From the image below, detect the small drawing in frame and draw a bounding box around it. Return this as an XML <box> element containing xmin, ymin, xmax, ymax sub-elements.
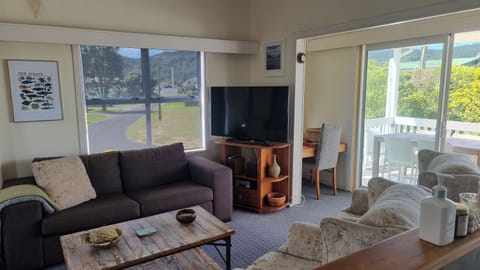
<box><xmin>264</xmin><ymin>40</ymin><xmax>284</xmax><ymax>76</ymax></box>
<box><xmin>7</xmin><ymin>60</ymin><xmax>63</xmax><ymax>122</ymax></box>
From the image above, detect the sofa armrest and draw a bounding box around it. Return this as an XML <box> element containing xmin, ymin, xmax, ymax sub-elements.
<box><xmin>341</xmin><ymin>188</ymin><xmax>368</xmax><ymax>216</ymax></box>
<box><xmin>2</xmin><ymin>201</ymin><xmax>45</xmax><ymax>270</ymax></box>
<box><xmin>188</xmin><ymin>156</ymin><xmax>232</xmax><ymax>221</ymax></box>
<box><xmin>277</xmin><ymin>222</ymin><xmax>323</xmax><ymax>262</ymax></box>
<box><xmin>320</xmin><ymin>217</ymin><xmax>403</xmax><ymax>263</ymax></box>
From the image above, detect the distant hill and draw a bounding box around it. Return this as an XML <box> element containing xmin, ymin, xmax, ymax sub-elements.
<box><xmin>122</xmin><ymin>51</ymin><xmax>199</xmax><ymax>84</ymax></box>
<box><xmin>369</xmin><ymin>43</ymin><xmax>480</xmax><ymax>65</ymax></box>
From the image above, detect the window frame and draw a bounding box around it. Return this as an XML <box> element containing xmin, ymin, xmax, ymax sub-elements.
<box><xmin>73</xmin><ymin>45</ymin><xmax>206</xmax><ymax>154</ymax></box>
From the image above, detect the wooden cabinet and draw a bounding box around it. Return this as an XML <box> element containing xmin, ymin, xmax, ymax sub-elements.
<box><xmin>215</xmin><ymin>140</ymin><xmax>291</xmax><ymax>213</ymax></box>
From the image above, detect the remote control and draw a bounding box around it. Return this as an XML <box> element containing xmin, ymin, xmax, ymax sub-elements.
<box><xmin>135</xmin><ymin>227</ymin><xmax>157</xmax><ymax>237</ymax></box>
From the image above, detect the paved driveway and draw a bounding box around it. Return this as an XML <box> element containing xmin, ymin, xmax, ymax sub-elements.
<box><xmin>87</xmin><ymin>107</ymin><xmax>148</xmax><ymax>153</ymax></box>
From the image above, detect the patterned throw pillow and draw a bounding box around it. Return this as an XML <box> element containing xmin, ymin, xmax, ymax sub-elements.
<box><xmin>32</xmin><ymin>156</ymin><xmax>96</xmax><ymax>210</ymax></box>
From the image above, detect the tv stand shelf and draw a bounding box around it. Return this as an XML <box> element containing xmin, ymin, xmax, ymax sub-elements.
<box><xmin>215</xmin><ymin>139</ymin><xmax>291</xmax><ymax>213</ymax></box>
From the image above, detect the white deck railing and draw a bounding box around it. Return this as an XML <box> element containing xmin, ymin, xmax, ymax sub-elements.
<box><xmin>365</xmin><ymin>117</ymin><xmax>480</xmax><ymax>137</ymax></box>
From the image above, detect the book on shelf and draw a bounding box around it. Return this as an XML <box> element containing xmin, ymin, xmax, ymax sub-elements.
<box><xmin>303</xmin><ymin>141</ymin><xmax>318</xmax><ymax>147</ymax></box>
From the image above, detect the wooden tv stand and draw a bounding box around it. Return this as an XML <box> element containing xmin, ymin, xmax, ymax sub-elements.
<box><xmin>215</xmin><ymin>140</ymin><xmax>291</xmax><ymax>213</ymax></box>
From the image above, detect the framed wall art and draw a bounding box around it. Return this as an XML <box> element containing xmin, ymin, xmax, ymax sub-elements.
<box><xmin>7</xmin><ymin>60</ymin><xmax>63</xmax><ymax>122</ymax></box>
<box><xmin>264</xmin><ymin>40</ymin><xmax>285</xmax><ymax>76</ymax></box>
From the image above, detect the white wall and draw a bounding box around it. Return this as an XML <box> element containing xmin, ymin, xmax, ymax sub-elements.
<box><xmin>0</xmin><ymin>0</ymin><xmax>251</xmax><ymax>40</ymax></box>
<box><xmin>303</xmin><ymin>47</ymin><xmax>358</xmax><ymax>190</ymax></box>
<box><xmin>0</xmin><ymin>41</ymin><xmax>80</xmax><ymax>178</ymax></box>
<box><xmin>0</xmin><ymin>0</ymin><xmax>253</xmax><ymax>179</ymax></box>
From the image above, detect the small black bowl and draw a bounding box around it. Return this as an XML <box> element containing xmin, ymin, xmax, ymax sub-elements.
<box><xmin>176</xmin><ymin>208</ymin><xmax>196</xmax><ymax>224</ymax></box>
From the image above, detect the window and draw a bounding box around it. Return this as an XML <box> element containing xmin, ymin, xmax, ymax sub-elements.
<box><xmin>80</xmin><ymin>46</ymin><xmax>204</xmax><ymax>153</ymax></box>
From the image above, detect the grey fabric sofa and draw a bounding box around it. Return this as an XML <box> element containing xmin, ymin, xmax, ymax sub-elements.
<box><xmin>243</xmin><ymin>178</ymin><xmax>431</xmax><ymax>269</ymax></box>
<box><xmin>1</xmin><ymin>143</ymin><xmax>232</xmax><ymax>270</ymax></box>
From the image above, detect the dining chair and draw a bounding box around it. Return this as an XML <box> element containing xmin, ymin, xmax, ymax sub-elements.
<box><xmin>303</xmin><ymin>123</ymin><xmax>342</xmax><ymax>200</ymax></box>
<box><xmin>416</xmin><ymin>139</ymin><xmax>435</xmax><ymax>151</ymax></box>
<box><xmin>382</xmin><ymin>136</ymin><xmax>417</xmax><ymax>183</ymax></box>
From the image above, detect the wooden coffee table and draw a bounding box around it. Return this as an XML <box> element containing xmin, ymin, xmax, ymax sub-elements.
<box><xmin>60</xmin><ymin>206</ymin><xmax>234</xmax><ymax>270</ymax></box>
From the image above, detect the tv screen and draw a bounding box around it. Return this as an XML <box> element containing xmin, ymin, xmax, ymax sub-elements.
<box><xmin>211</xmin><ymin>86</ymin><xmax>289</xmax><ymax>143</ymax></box>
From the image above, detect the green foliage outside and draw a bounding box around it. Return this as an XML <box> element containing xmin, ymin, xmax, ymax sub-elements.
<box><xmin>365</xmin><ymin>59</ymin><xmax>480</xmax><ymax>123</ymax></box>
<box><xmin>86</xmin><ymin>106</ymin><xmax>126</xmax><ymax>125</ymax></box>
<box><xmin>81</xmin><ymin>46</ymin><xmax>200</xmax><ymax>103</ymax></box>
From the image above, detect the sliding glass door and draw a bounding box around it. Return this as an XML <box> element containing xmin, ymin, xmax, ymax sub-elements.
<box><xmin>360</xmin><ymin>36</ymin><xmax>449</xmax><ymax>186</ymax></box>
<box><xmin>359</xmin><ymin>31</ymin><xmax>480</xmax><ymax>186</ymax></box>
<box><xmin>444</xmin><ymin>31</ymin><xmax>480</xmax><ymax>163</ymax></box>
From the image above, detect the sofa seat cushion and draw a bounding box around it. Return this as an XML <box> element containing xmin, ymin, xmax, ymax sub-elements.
<box><xmin>128</xmin><ymin>181</ymin><xmax>213</xmax><ymax>217</ymax></box>
<box><xmin>245</xmin><ymin>251</ymin><xmax>322</xmax><ymax>270</ymax></box>
<box><xmin>358</xmin><ymin>184</ymin><xmax>431</xmax><ymax>231</ymax></box>
<box><xmin>42</xmin><ymin>193</ymin><xmax>140</xmax><ymax>236</ymax></box>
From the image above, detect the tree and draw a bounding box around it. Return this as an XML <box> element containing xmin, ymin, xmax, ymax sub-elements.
<box><xmin>448</xmin><ymin>66</ymin><xmax>480</xmax><ymax>122</ymax></box>
<box><xmin>81</xmin><ymin>46</ymin><xmax>123</xmax><ymax>110</ymax></box>
<box><xmin>365</xmin><ymin>59</ymin><xmax>388</xmax><ymax>119</ymax></box>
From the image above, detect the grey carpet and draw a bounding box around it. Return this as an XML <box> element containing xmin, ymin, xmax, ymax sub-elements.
<box><xmin>47</xmin><ymin>181</ymin><xmax>352</xmax><ymax>270</ymax></box>
<box><xmin>202</xmin><ymin>181</ymin><xmax>352</xmax><ymax>269</ymax></box>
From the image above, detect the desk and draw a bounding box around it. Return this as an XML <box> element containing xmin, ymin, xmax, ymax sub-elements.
<box><xmin>303</xmin><ymin>143</ymin><xmax>347</xmax><ymax>158</ymax></box>
<box><xmin>372</xmin><ymin>133</ymin><xmax>480</xmax><ymax>177</ymax></box>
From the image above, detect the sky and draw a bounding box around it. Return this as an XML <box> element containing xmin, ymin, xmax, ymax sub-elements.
<box><xmin>117</xmin><ymin>48</ymin><xmax>166</xmax><ymax>58</ymax></box>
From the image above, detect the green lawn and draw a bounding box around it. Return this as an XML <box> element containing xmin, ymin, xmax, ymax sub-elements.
<box><xmin>86</xmin><ymin>106</ymin><xmax>127</xmax><ymax>125</ymax></box>
<box><xmin>127</xmin><ymin>102</ymin><xmax>202</xmax><ymax>149</ymax></box>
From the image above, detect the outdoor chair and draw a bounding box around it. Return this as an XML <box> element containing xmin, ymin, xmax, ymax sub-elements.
<box><xmin>382</xmin><ymin>136</ymin><xmax>417</xmax><ymax>183</ymax></box>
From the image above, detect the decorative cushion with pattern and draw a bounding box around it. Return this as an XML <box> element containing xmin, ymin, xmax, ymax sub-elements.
<box><xmin>32</xmin><ymin>156</ymin><xmax>97</xmax><ymax>210</ymax></box>
<box><xmin>359</xmin><ymin>184</ymin><xmax>431</xmax><ymax>231</ymax></box>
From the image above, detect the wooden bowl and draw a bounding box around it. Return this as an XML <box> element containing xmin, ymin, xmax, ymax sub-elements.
<box><xmin>267</xmin><ymin>192</ymin><xmax>286</xmax><ymax>206</ymax></box>
<box><xmin>176</xmin><ymin>208</ymin><xmax>196</xmax><ymax>224</ymax></box>
<box><xmin>84</xmin><ymin>227</ymin><xmax>122</xmax><ymax>248</ymax></box>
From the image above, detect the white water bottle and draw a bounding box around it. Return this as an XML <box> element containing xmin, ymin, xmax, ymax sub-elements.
<box><xmin>419</xmin><ymin>173</ymin><xmax>456</xmax><ymax>246</ymax></box>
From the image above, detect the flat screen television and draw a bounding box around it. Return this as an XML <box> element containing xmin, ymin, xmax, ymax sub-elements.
<box><xmin>211</xmin><ymin>86</ymin><xmax>289</xmax><ymax>144</ymax></box>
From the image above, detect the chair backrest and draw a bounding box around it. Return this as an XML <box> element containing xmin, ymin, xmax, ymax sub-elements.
<box><xmin>383</xmin><ymin>136</ymin><xmax>415</xmax><ymax>165</ymax></box>
<box><xmin>315</xmin><ymin>123</ymin><xmax>342</xmax><ymax>170</ymax></box>
<box><xmin>416</xmin><ymin>139</ymin><xmax>435</xmax><ymax>151</ymax></box>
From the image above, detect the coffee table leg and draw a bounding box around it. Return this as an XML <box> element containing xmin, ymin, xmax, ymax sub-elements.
<box><xmin>226</xmin><ymin>236</ymin><xmax>232</xmax><ymax>270</ymax></box>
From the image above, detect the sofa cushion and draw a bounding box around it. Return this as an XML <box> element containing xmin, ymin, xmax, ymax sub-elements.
<box><xmin>367</xmin><ymin>177</ymin><xmax>397</xmax><ymax>207</ymax></box>
<box><xmin>358</xmin><ymin>184</ymin><xmax>431</xmax><ymax>231</ymax></box>
<box><xmin>127</xmin><ymin>181</ymin><xmax>213</xmax><ymax>217</ymax></box>
<box><xmin>42</xmin><ymin>193</ymin><xmax>140</xmax><ymax>236</ymax></box>
<box><xmin>119</xmin><ymin>143</ymin><xmax>190</xmax><ymax>192</ymax></box>
<box><xmin>32</xmin><ymin>156</ymin><xmax>96</xmax><ymax>210</ymax></box>
<box><xmin>80</xmin><ymin>151</ymin><xmax>123</xmax><ymax>195</ymax></box>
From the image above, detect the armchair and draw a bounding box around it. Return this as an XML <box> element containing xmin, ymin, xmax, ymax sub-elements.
<box><xmin>418</xmin><ymin>149</ymin><xmax>480</xmax><ymax>202</ymax></box>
